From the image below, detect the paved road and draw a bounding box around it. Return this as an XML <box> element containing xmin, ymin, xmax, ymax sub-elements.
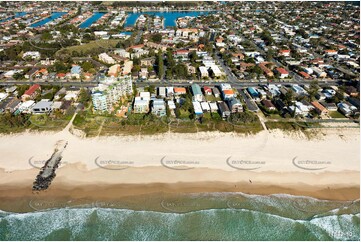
<box><xmin>214</xmin><ymin>52</ymin><xmax>238</xmax><ymax>83</ymax></box>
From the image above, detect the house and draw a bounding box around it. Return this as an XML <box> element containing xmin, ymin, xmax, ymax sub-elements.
<box><xmin>345</xmin><ymin>86</ymin><xmax>358</xmax><ymax>97</ymax></box>
<box><xmin>108</xmin><ymin>64</ymin><xmax>121</xmax><ymax>77</ymax></box>
<box><xmin>212</xmin><ymin>87</ymin><xmax>220</xmax><ymax>98</ymax></box>
<box><xmin>274</xmin><ymin>99</ymin><xmax>287</xmax><ymax>112</ymax></box>
<box><xmin>337</xmin><ymin>102</ymin><xmax>357</xmax><ymax>117</ymax></box>
<box><xmin>247</xmin><ymin>87</ymin><xmax>259</xmax><ymax>99</ymax></box>
<box><xmin>139</xmin><ymin>68</ymin><xmax>149</xmax><ymax>80</ymax></box>
<box><xmin>71</xmin><ymin>65</ymin><xmax>82</xmax><ymax>79</ymax></box>
<box><xmin>199</xmin><ymin>66</ymin><xmax>209</xmax><ymax>78</ymax></box>
<box><xmin>324</xmin><ymin>50</ymin><xmax>338</xmax><ymax>56</ymax></box>
<box><xmin>218</xmin><ymin>101</ymin><xmax>231</xmax><ymax>119</ymax></box>
<box><xmin>0</xmin><ymin>97</ymin><xmax>21</xmax><ymax>113</ymax></box>
<box><xmin>140</xmin><ymin>57</ymin><xmax>155</xmax><ymax>67</ymax></box>
<box><xmin>191</xmin><ymin>84</ymin><xmax>203</xmax><ymax>102</ymax></box>
<box><xmin>295</xmin><ymin>101</ymin><xmax>311</xmax><ymax>116</ymax></box>
<box><xmin>174</xmin><ymin>87</ymin><xmax>186</xmax><ymax>96</ymax></box>
<box><xmin>203</xmin><ymin>86</ymin><xmax>212</xmax><ymax>95</ymax></box>
<box><xmin>200</xmin><ymin>102</ymin><xmax>210</xmax><ymax>112</ymax></box>
<box><xmin>23</xmin><ymin>51</ymin><xmax>40</xmax><ymax>60</ymax></box>
<box><xmin>32</xmin><ymin>100</ymin><xmax>53</xmax><ymax>114</ymax></box>
<box><xmin>311</xmin><ymin>67</ymin><xmax>327</xmax><ymax>78</ymax></box>
<box><xmin>54</xmin><ymin>87</ymin><xmax>67</xmax><ymax>100</ymax></box>
<box><xmin>152</xmin><ymin>99</ymin><xmax>166</xmax><ymax>117</ymax></box>
<box><xmin>99</xmin><ymin>53</ymin><xmax>116</xmax><ymax>64</ymax></box>
<box><xmin>279</xmin><ymin>49</ymin><xmax>291</xmax><ymax>57</ymax></box>
<box><xmin>261</xmin><ymin>99</ymin><xmax>276</xmax><ymax>111</ymax></box>
<box><xmin>291</xmin><ymin>85</ymin><xmax>307</xmax><ymax>96</ymax></box>
<box><xmin>227</xmin><ymin>98</ymin><xmax>243</xmax><ymax>113</ymax></box>
<box><xmin>259</xmin><ymin>62</ymin><xmax>274</xmax><ymax>77</ymax></box>
<box><xmin>5</xmin><ymin>86</ymin><xmax>17</xmax><ymax>93</ymax></box>
<box><xmin>209</xmin><ymin>102</ymin><xmax>218</xmax><ymax>112</ymax></box>
<box><xmin>210</xmin><ymin>65</ymin><xmax>222</xmax><ymax>77</ymax></box>
<box><xmin>192</xmin><ymin>101</ymin><xmax>203</xmax><ymax>115</ymax></box>
<box><xmin>17</xmin><ymin>100</ymin><xmax>35</xmax><ymax>114</ymax></box>
<box><xmin>122</xmin><ymin>61</ymin><xmax>133</xmax><ymax>75</ymax></box>
<box><xmin>222</xmin><ymin>89</ymin><xmax>235</xmax><ymax>100</ymax></box>
<box><xmin>0</xmin><ymin>93</ymin><xmax>8</xmax><ymax>102</ymax></box>
<box><xmin>276</xmin><ymin>68</ymin><xmax>289</xmax><ymax>78</ymax></box>
<box><xmin>21</xmin><ymin>84</ymin><xmax>41</xmax><ymax>101</ymax></box>
<box><xmin>114</xmin><ymin>48</ymin><xmax>130</xmax><ymax>58</ymax></box>
<box><xmin>158</xmin><ymin>87</ymin><xmax>166</xmax><ymax>98</ymax></box>
<box><xmin>134</xmin><ymin>92</ymin><xmax>150</xmax><ymax>114</ymax></box>
<box><xmin>166</xmin><ymin>87</ymin><xmax>174</xmax><ymax>97</ymax></box>
<box><xmin>311</xmin><ymin>101</ymin><xmax>328</xmax><ymax>115</ymax></box>
<box><xmin>299</xmin><ymin>71</ymin><xmax>311</xmax><ymax>79</ymax></box>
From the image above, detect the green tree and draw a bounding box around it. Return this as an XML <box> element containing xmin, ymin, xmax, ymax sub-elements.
<box><xmin>156</xmin><ymin>51</ymin><xmax>164</xmax><ymax>79</ymax></box>
<box><xmin>151</xmin><ymin>33</ymin><xmax>162</xmax><ymax>44</ymax></box>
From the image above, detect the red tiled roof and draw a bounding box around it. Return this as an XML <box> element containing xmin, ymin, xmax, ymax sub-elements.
<box><xmin>299</xmin><ymin>71</ymin><xmax>311</xmax><ymax>79</ymax></box>
<box><xmin>276</xmin><ymin>68</ymin><xmax>289</xmax><ymax>75</ymax></box>
<box><xmin>24</xmin><ymin>84</ymin><xmax>40</xmax><ymax>96</ymax></box>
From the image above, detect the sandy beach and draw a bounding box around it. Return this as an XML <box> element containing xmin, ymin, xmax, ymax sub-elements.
<box><xmin>0</xmin><ymin>127</ymin><xmax>359</xmax><ymax>210</ymax></box>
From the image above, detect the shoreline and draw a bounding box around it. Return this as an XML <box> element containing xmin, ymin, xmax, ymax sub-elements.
<box><xmin>0</xmin><ymin>181</ymin><xmax>359</xmax><ymax>213</ymax></box>
<box><xmin>0</xmin><ymin>128</ymin><xmax>359</xmax><ymax>212</ymax></box>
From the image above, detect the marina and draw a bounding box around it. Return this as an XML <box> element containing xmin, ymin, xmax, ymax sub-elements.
<box><xmin>79</xmin><ymin>12</ymin><xmax>106</xmax><ymax>29</ymax></box>
<box><xmin>30</xmin><ymin>12</ymin><xmax>67</xmax><ymax>28</ymax></box>
<box><xmin>124</xmin><ymin>11</ymin><xmax>212</xmax><ymax>27</ymax></box>
<box><xmin>0</xmin><ymin>12</ymin><xmax>26</xmax><ymax>23</ymax></box>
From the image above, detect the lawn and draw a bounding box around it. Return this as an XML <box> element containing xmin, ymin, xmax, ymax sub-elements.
<box><xmin>57</xmin><ymin>39</ymin><xmax>119</xmax><ymax>56</ymax></box>
<box><xmin>205</xmin><ymin>95</ymin><xmax>221</xmax><ymax>102</ymax></box>
<box><xmin>329</xmin><ymin>111</ymin><xmax>345</xmax><ymax>119</ymax></box>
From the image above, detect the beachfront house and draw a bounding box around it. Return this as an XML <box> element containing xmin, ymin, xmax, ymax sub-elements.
<box><xmin>133</xmin><ymin>92</ymin><xmax>150</xmax><ymax>114</ymax></box>
<box><xmin>32</xmin><ymin>100</ymin><xmax>53</xmax><ymax>114</ymax></box>
<box><xmin>152</xmin><ymin>99</ymin><xmax>166</xmax><ymax>117</ymax></box>
<box><xmin>218</xmin><ymin>101</ymin><xmax>231</xmax><ymax>119</ymax></box>
<box><xmin>227</xmin><ymin>98</ymin><xmax>243</xmax><ymax>113</ymax></box>
<box><xmin>192</xmin><ymin>101</ymin><xmax>203</xmax><ymax>116</ymax></box>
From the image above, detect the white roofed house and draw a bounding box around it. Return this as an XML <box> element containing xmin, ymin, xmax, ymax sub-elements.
<box><xmin>122</xmin><ymin>61</ymin><xmax>133</xmax><ymax>76</ymax></box>
<box><xmin>152</xmin><ymin>99</ymin><xmax>166</xmax><ymax>117</ymax></box>
<box><xmin>311</xmin><ymin>67</ymin><xmax>327</xmax><ymax>78</ymax></box>
<box><xmin>192</xmin><ymin>101</ymin><xmax>203</xmax><ymax>115</ymax></box>
<box><xmin>133</xmin><ymin>92</ymin><xmax>150</xmax><ymax>114</ymax></box>
<box><xmin>199</xmin><ymin>66</ymin><xmax>209</xmax><ymax>78</ymax></box>
<box><xmin>200</xmin><ymin>102</ymin><xmax>210</xmax><ymax>112</ymax></box>
<box><xmin>337</xmin><ymin>102</ymin><xmax>358</xmax><ymax>117</ymax></box>
<box><xmin>32</xmin><ymin>100</ymin><xmax>53</xmax><ymax>114</ymax></box>
<box><xmin>158</xmin><ymin>87</ymin><xmax>166</xmax><ymax>98</ymax></box>
<box><xmin>209</xmin><ymin>102</ymin><xmax>218</xmax><ymax>112</ymax></box>
<box><xmin>23</xmin><ymin>51</ymin><xmax>41</xmax><ymax>60</ymax></box>
<box><xmin>166</xmin><ymin>87</ymin><xmax>174</xmax><ymax>97</ymax></box>
<box><xmin>99</xmin><ymin>53</ymin><xmax>116</xmax><ymax>65</ymax></box>
<box><xmin>17</xmin><ymin>100</ymin><xmax>35</xmax><ymax>114</ymax></box>
<box><xmin>210</xmin><ymin>65</ymin><xmax>222</xmax><ymax>78</ymax></box>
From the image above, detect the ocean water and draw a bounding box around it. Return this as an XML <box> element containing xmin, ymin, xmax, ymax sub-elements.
<box><xmin>0</xmin><ymin>193</ymin><xmax>359</xmax><ymax>240</ymax></box>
